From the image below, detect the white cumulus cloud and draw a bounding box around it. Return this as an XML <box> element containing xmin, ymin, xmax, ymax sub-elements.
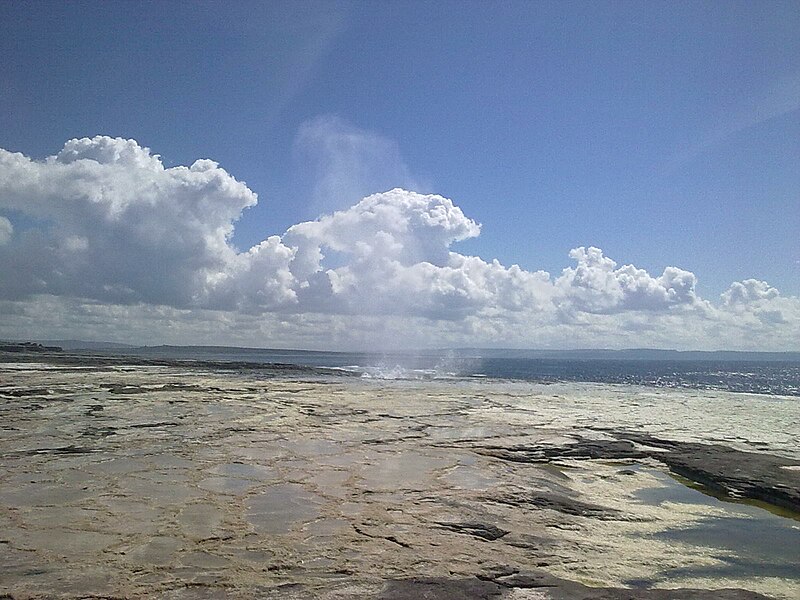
<box><xmin>0</xmin><ymin>136</ymin><xmax>796</xmax><ymax>350</ymax></box>
<box><xmin>721</xmin><ymin>279</ymin><xmax>780</xmax><ymax>306</ymax></box>
<box><xmin>719</xmin><ymin>279</ymin><xmax>793</xmax><ymax>325</ymax></box>
<box><xmin>555</xmin><ymin>247</ymin><xmax>701</xmax><ymax>314</ymax></box>
<box><xmin>0</xmin><ymin>136</ymin><xmax>258</xmax><ymax>305</ymax></box>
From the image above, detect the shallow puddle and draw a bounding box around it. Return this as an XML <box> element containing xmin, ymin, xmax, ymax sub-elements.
<box><xmin>441</xmin><ymin>465</ymin><xmax>501</xmax><ymax>490</ymax></box>
<box><xmin>209</xmin><ymin>462</ymin><xmax>276</xmax><ymax>480</ymax></box>
<box><xmin>632</xmin><ymin>466</ymin><xmax>800</xmax><ymax>585</ymax></box>
<box><xmin>358</xmin><ymin>451</ymin><xmax>453</xmax><ymax>491</ymax></box>
<box><xmin>197</xmin><ymin>476</ymin><xmax>258</xmax><ymax>495</ymax></box>
<box><xmin>245</xmin><ymin>483</ymin><xmax>322</xmax><ymax>534</ymax></box>
<box><xmin>177</xmin><ymin>503</ymin><xmax>226</xmax><ymax>540</ymax></box>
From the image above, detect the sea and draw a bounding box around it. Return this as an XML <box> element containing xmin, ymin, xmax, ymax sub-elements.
<box><xmin>98</xmin><ymin>345</ymin><xmax>800</xmax><ymax>397</ymax></box>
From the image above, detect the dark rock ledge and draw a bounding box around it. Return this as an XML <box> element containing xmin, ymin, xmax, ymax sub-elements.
<box><xmin>476</xmin><ymin>430</ymin><xmax>800</xmax><ymax>514</ymax></box>
<box><xmin>0</xmin><ymin>575</ymin><xmax>774</xmax><ymax>600</ymax></box>
<box><xmin>380</xmin><ymin>569</ymin><xmax>772</xmax><ymax>599</ymax></box>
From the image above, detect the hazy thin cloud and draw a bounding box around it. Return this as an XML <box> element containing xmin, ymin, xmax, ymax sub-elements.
<box><xmin>0</xmin><ymin>216</ymin><xmax>12</xmax><ymax>245</ymax></box>
<box><xmin>292</xmin><ymin>115</ymin><xmax>421</xmax><ymax>217</ymax></box>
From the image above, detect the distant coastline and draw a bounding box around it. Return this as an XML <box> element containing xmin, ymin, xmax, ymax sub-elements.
<box><xmin>0</xmin><ymin>341</ymin><xmax>62</xmax><ymax>353</ymax></box>
<box><xmin>13</xmin><ymin>339</ymin><xmax>800</xmax><ymax>363</ymax></box>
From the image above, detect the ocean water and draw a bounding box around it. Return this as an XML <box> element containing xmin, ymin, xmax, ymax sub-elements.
<box><xmin>108</xmin><ymin>346</ymin><xmax>800</xmax><ymax>396</ymax></box>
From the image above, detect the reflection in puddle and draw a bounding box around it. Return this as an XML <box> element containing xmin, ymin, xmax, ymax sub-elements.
<box><xmin>632</xmin><ymin>466</ymin><xmax>800</xmax><ymax>585</ymax></box>
<box><xmin>177</xmin><ymin>503</ymin><xmax>226</xmax><ymax>540</ymax></box>
<box><xmin>209</xmin><ymin>462</ymin><xmax>276</xmax><ymax>480</ymax></box>
<box><xmin>281</xmin><ymin>439</ymin><xmax>345</xmax><ymax>457</ymax></box>
<box><xmin>302</xmin><ymin>518</ymin><xmax>350</xmax><ymax>537</ymax></box>
<box><xmin>688</xmin><ymin>557</ymin><xmax>799</xmax><ymax>580</ymax></box>
<box><xmin>441</xmin><ymin>465</ymin><xmax>500</xmax><ymax>490</ymax></box>
<box><xmin>359</xmin><ymin>452</ymin><xmax>452</xmax><ymax>491</ymax></box>
<box><xmin>245</xmin><ymin>484</ymin><xmax>321</xmax><ymax>534</ymax></box>
<box><xmin>197</xmin><ymin>476</ymin><xmax>258</xmax><ymax>495</ymax></box>
<box><xmin>124</xmin><ymin>536</ymin><xmax>183</xmax><ymax>566</ymax></box>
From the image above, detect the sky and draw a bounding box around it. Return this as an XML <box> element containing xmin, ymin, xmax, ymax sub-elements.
<box><xmin>0</xmin><ymin>0</ymin><xmax>798</xmax><ymax>351</ymax></box>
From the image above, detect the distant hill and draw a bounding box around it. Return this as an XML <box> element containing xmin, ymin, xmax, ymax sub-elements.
<box><xmin>451</xmin><ymin>348</ymin><xmax>800</xmax><ymax>362</ymax></box>
<box><xmin>134</xmin><ymin>344</ymin><xmax>336</xmax><ymax>355</ymax></box>
<box><xmin>19</xmin><ymin>340</ymin><xmax>800</xmax><ymax>362</ymax></box>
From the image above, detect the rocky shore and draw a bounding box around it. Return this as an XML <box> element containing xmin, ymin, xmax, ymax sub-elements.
<box><xmin>475</xmin><ymin>431</ymin><xmax>800</xmax><ymax>514</ymax></box>
<box><xmin>1</xmin><ymin>353</ymin><xmax>797</xmax><ymax>599</ymax></box>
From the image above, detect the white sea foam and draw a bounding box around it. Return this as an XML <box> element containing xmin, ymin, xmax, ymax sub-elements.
<box><xmin>359</xmin><ymin>365</ymin><xmax>458</xmax><ymax>380</ymax></box>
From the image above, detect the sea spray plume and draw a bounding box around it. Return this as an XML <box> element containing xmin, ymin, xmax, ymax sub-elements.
<box><xmin>356</xmin><ymin>349</ymin><xmax>476</xmax><ymax>380</ymax></box>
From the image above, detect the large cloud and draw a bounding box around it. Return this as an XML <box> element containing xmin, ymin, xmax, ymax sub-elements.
<box><xmin>0</xmin><ymin>138</ymin><xmax>556</xmax><ymax>319</ymax></box>
<box><xmin>0</xmin><ymin>136</ymin><xmax>796</xmax><ymax>350</ymax></box>
<box><xmin>0</xmin><ymin>137</ymin><xmax>259</xmax><ymax>306</ymax></box>
<box><xmin>719</xmin><ymin>279</ymin><xmax>792</xmax><ymax>325</ymax></box>
<box><xmin>555</xmin><ymin>247</ymin><xmax>702</xmax><ymax>314</ymax></box>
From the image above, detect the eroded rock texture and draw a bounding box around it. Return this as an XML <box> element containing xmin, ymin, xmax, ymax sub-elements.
<box><xmin>0</xmin><ymin>355</ymin><xmax>797</xmax><ymax>599</ymax></box>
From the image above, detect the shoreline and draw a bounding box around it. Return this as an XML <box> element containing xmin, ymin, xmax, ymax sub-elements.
<box><xmin>1</xmin><ymin>354</ymin><xmax>798</xmax><ymax>599</ymax></box>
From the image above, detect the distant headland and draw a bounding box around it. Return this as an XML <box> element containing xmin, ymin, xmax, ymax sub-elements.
<box><xmin>0</xmin><ymin>341</ymin><xmax>62</xmax><ymax>353</ymax></box>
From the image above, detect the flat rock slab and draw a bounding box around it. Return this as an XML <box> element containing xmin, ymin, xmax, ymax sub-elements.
<box><xmin>1</xmin><ymin>356</ymin><xmax>798</xmax><ymax>599</ymax></box>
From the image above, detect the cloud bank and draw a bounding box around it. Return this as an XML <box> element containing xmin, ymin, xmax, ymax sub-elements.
<box><xmin>0</xmin><ymin>136</ymin><xmax>797</xmax><ymax>350</ymax></box>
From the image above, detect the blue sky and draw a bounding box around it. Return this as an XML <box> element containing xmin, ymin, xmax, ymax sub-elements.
<box><xmin>0</xmin><ymin>1</ymin><xmax>798</xmax><ymax>349</ymax></box>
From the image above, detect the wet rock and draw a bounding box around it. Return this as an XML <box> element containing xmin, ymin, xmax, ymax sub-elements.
<box><xmin>478</xmin><ymin>432</ymin><xmax>800</xmax><ymax>513</ymax></box>
<box><xmin>379</xmin><ymin>576</ymin><xmax>503</xmax><ymax>599</ymax></box>
<box><xmin>616</xmin><ymin>431</ymin><xmax>800</xmax><ymax>513</ymax></box>
<box><xmin>435</xmin><ymin>521</ymin><xmax>509</xmax><ymax>541</ymax></box>
<box><xmin>490</xmin><ymin>491</ymin><xmax>623</xmax><ymax>520</ymax></box>
<box><xmin>477</xmin><ymin>439</ymin><xmax>648</xmax><ymax>464</ymax></box>
<box><xmin>380</xmin><ymin>572</ymin><xmax>773</xmax><ymax>600</ymax></box>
